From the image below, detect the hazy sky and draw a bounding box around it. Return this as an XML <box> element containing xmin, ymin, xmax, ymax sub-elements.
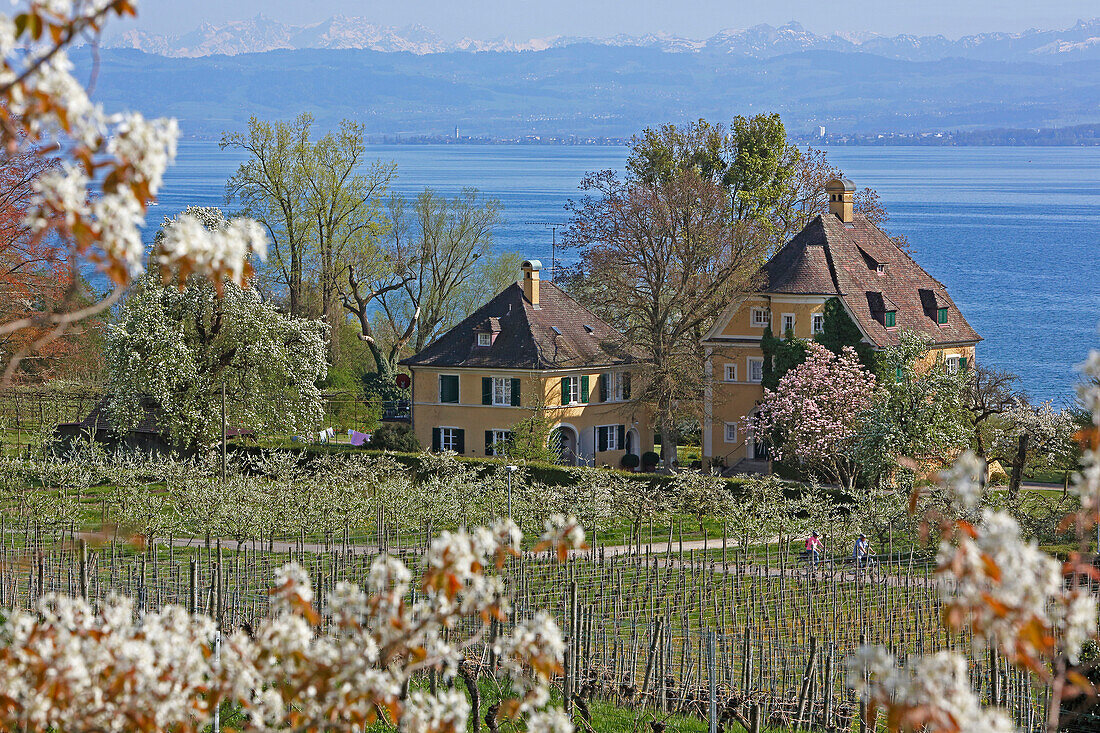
<box><xmin>124</xmin><ymin>0</ymin><xmax>1100</xmax><ymax>40</ymax></box>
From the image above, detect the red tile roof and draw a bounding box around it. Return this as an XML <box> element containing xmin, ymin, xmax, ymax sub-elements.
<box><xmin>762</xmin><ymin>213</ymin><xmax>981</xmax><ymax>348</ymax></box>
<box><xmin>400</xmin><ymin>281</ymin><xmax>634</xmax><ymax>370</ymax></box>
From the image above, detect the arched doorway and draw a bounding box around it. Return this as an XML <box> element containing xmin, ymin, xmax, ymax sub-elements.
<box><xmin>550</xmin><ymin>425</ymin><xmax>579</xmax><ymax>466</ymax></box>
<box><xmin>625</xmin><ymin>427</ymin><xmax>640</xmax><ymax>458</ymax></box>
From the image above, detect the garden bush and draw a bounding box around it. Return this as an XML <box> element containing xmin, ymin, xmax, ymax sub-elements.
<box><xmin>368</xmin><ymin>422</ymin><xmax>420</xmax><ymax>452</ymax></box>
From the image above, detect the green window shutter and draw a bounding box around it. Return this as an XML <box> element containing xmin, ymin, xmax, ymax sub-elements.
<box><xmin>597</xmin><ymin>427</ymin><xmax>607</xmax><ymax>452</ymax></box>
<box><xmin>432</xmin><ymin>428</ymin><xmax>441</xmax><ymax>452</ymax></box>
<box><xmin>485</xmin><ymin>430</ymin><xmax>493</xmax><ymax>455</ymax></box>
<box><xmin>455</xmin><ymin>429</ymin><xmax>465</xmax><ymax>455</ymax></box>
<box><xmin>937</xmin><ymin>307</ymin><xmax>948</xmax><ymax>324</ymax></box>
<box><xmin>598</xmin><ymin>374</ymin><xmax>608</xmax><ymax>402</ymax></box>
<box><xmin>561</xmin><ymin>377</ymin><xmax>569</xmax><ymax>405</ymax></box>
<box><xmin>884</xmin><ymin>311</ymin><xmax>896</xmax><ymax>328</ymax></box>
<box><xmin>618</xmin><ymin>425</ymin><xmax>626</xmax><ymax>449</ymax></box>
<box><xmin>959</xmin><ymin>356</ymin><xmax>968</xmax><ymax>371</ymax></box>
<box><xmin>511</xmin><ymin>377</ymin><xmax>521</xmax><ymax>406</ymax></box>
<box><xmin>580</xmin><ymin>375</ymin><xmax>590</xmax><ymax>403</ymax></box>
<box><xmin>482</xmin><ymin>377</ymin><xmax>492</xmax><ymax>405</ymax></box>
<box><xmin>440</xmin><ymin>375</ymin><xmax>459</xmax><ymax>403</ymax></box>
<box><xmin>622</xmin><ymin>372</ymin><xmax>631</xmax><ymax>400</ymax></box>
<box><xmin>895</xmin><ymin>367</ymin><xmax>904</xmax><ymax>382</ymax></box>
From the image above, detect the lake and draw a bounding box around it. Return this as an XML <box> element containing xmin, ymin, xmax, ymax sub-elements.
<box><xmin>149</xmin><ymin>142</ymin><xmax>1100</xmax><ymax>404</ymax></box>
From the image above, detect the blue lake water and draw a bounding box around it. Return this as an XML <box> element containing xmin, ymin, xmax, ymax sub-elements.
<box><xmin>148</xmin><ymin>142</ymin><xmax>1100</xmax><ymax>404</ymax></box>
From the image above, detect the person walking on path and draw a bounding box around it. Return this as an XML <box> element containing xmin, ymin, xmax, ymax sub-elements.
<box><xmin>805</xmin><ymin>531</ymin><xmax>824</xmax><ymax>568</ymax></box>
<box><xmin>853</xmin><ymin>534</ymin><xmax>872</xmax><ymax>571</ymax></box>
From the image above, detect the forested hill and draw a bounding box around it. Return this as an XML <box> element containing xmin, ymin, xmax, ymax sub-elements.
<box><xmin>76</xmin><ymin>45</ymin><xmax>1100</xmax><ymax>139</ymax></box>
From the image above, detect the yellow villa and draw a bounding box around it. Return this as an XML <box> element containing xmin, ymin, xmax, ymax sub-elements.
<box><xmin>702</xmin><ymin>179</ymin><xmax>982</xmax><ymax>473</ymax></box>
<box><xmin>401</xmin><ymin>260</ymin><xmax>653</xmax><ymax>466</ymax></box>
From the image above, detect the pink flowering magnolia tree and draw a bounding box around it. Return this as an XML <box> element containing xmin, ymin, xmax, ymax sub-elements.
<box><xmin>748</xmin><ymin>341</ymin><xmax>877</xmax><ymax>490</ymax></box>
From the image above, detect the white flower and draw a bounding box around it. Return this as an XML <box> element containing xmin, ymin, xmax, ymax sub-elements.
<box><xmin>527</xmin><ymin>708</ymin><xmax>574</xmax><ymax>733</ymax></box>
<box><xmin>939</xmin><ymin>450</ymin><xmax>986</xmax><ymax>511</ymax></box>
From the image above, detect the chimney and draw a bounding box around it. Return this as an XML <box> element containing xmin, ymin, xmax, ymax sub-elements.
<box><xmin>826</xmin><ymin>178</ymin><xmax>855</xmax><ymax>224</ymax></box>
<box><xmin>522</xmin><ymin>259</ymin><xmax>542</xmax><ymax>307</ymax></box>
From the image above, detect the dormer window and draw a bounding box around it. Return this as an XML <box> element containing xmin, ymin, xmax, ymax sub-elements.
<box><xmin>583</xmin><ymin>324</ymin><xmax>595</xmax><ymax>334</ymax></box>
<box><xmin>477</xmin><ymin>333</ymin><xmax>492</xmax><ymax>347</ymax></box>
<box><xmin>877</xmin><ymin>264</ymin><xmax>887</xmax><ymax>274</ymax></box>
<box><xmin>883</xmin><ymin>310</ymin><xmax>896</xmax><ymax>328</ymax></box>
<box><xmin>937</xmin><ymin>308</ymin><xmax>949</xmax><ymax>325</ymax></box>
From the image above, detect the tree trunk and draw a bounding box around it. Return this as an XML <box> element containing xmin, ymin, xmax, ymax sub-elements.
<box><xmin>659</xmin><ymin>414</ymin><xmax>678</xmax><ymax>469</ymax></box>
<box><xmin>1008</xmin><ymin>432</ymin><xmax>1029</xmax><ymax>501</ymax></box>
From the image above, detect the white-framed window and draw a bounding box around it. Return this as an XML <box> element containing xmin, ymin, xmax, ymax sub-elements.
<box><xmin>781</xmin><ymin>313</ymin><xmax>796</xmax><ymax>335</ymax></box>
<box><xmin>562</xmin><ymin>376</ymin><xmax>580</xmax><ymax>404</ymax></box>
<box><xmin>724</xmin><ymin>363</ymin><xmax>738</xmax><ymax>382</ymax></box>
<box><xmin>724</xmin><ymin>422</ymin><xmax>738</xmax><ymax>443</ymax></box>
<box><xmin>439</xmin><ymin>427</ymin><xmax>461</xmax><ymax>452</ymax></box>
<box><xmin>812</xmin><ymin>313</ymin><xmax>825</xmax><ymax>335</ymax></box>
<box><xmin>751</xmin><ymin>307</ymin><xmax>771</xmax><ymax>328</ymax></box>
<box><xmin>596</xmin><ymin>425</ymin><xmax>621</xmax><ymax>452</ymax></box>
<box><xmin>748</xmin><ymin>357</ymin><xmax>764</xmax><ymax>384</ymax></box>
<box><xmin>477</xmin><ymin>333</ymin><xmax>492</xmax><ymax>347</ymax></box>
<box><xmin>602</xmin><ymin>371</ymin><xmax>630</xmax><ymax>402</ymax></box>
<box><xmin>945</xmin><ymin>355</ymin><xmax>960</xmax><ymax>375</ymax></box>
<box><xmin>492</xmin><ymin>377</ymin><xmax>512</xmax><ymax>406</ymax></box>
<box><xmin>488</xmin><ymin>429</ymin><xmax>512</xmax><ymax>455</ymax></box>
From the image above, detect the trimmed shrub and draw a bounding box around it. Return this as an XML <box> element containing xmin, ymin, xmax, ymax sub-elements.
<box><xmin>368</xmin><ymin>423</ymin><xmax>420</xmax><ymax>452</ymax></box>
<box><xmin>641</xmin><ymin>451</ymin><xmax>660</xmax><ymax>469</ymax></box>
<box><xmin>620</xmin><ymin>453</ymin><xmax>640</xmax><ymax>470</ymax></box>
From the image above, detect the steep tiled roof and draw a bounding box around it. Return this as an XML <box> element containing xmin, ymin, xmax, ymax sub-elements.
<box><xmin>400</xmin><ymin>281</ymin><xmax>633</xmax><ymax>369</ymax></box>
<box><xmin>762</xmin><ymin>213</ymin><xmax>981</xmax><ymax>348</ymax></box>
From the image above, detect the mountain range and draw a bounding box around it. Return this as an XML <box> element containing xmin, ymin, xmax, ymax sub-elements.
<box><xmin>104</xmin><ymin>16</ymin><xmax>1100</xmax><ymax>63</ymax></box>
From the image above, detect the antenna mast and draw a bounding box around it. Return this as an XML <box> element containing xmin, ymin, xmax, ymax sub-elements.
<box><xmin>524</xmin><ymin>221</ymin><xmax>564</xmax><ymax>280</ymax></box>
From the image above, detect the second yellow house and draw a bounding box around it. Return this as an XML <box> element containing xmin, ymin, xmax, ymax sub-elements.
<box><xmin>401</xmin><ymin>260</ymin><xmax>653</xmax><ymax>467</ymax></box>
<box><xmin>702</xmin><ymin>179</ymin><xmax>982</xmax><ymax>473</ymax></box>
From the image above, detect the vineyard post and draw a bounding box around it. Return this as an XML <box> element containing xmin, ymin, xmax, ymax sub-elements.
<box><xmin>78</xmin><ymin>538</ymin><xmax>87</xmax><ymax>601</ymax></box>
<box><xmin>707</xmin><ymin>630</ymin><xmax>717</xmax><ymax>733</ymax></box>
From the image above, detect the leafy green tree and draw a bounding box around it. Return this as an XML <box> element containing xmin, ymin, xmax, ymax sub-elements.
<box><xmin>814</xmin><ymin>297</ymin><xmax>874</xmax><ymax>368</ymax></box>
<box><xmin>222</xmin><ymin>115</ymin><xmax>314</xmax><ymax>317</ymax></box>
<box><xmin>107</xmin><ymin>209</ymin><xmax>327</xmax><ymax>451</ymax></box>
<box><xmin>760</xmin><ymin>325</ymin><xmax>809</xmax><ymax>391</ymax></box>
<box><xmin>858</xmin><ymin>332</ymin><xmax>970</xmax><ymax>488</ymax></box>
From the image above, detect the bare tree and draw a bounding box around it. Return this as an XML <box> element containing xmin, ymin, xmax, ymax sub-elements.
<box><xmin>339</xmin><ymin>188</ymin><xmax>512</xmax><ymax>382</ymax></box>
<box><xmin>564</xmin><ymin>168</ymin><xmax>768</xmax><ymax>465</ymax></box>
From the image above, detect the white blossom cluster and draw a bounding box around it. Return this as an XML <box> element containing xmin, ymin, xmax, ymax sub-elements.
<box><xmin>0</xmin><ymin>594</ymin><xmax>219</xmax><ymax>732</ymax></box>
<box><xmin>0</xmin><ymin>518</ymin><xmax>585</xmax><ymax>732</ymax></box>
<box><xmin>1072</xmin><ymin>345</ymin><xmax>1100</xmax><ymax>508</ymax></box>
<box><xmin>846</xmin><ymin>647</ymin><xmax>1017</xmax><ymax>733</ymax></box>
<box><xmin>937</xmin><ymin>450</ymin><xmax>987</xmax><ymax>512</ymax></box>
<box><xmin>1</xmin><ymin>1</ymin><xmax>266</xmax><ymax>283</ymax></box>
<box><xmin>157</xmin><ymin>213</ymin><xmax>268</xmax><ymax>283</ymax></box>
